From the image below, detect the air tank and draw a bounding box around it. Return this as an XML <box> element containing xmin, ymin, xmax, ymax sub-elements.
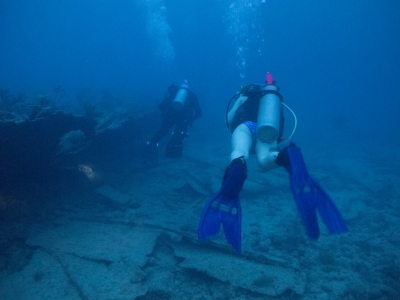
<box><xmin>256</xmin><ymin>85</ymin><xmax>282</xmax><ymax>143</ymax></box>
<box><xmin>172</xmin><ymin>83</ymin><xmax>189</xmax><ymax>111</ymax></box>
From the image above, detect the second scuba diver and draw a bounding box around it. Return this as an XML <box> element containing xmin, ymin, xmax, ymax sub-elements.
<box><xmin>198</xmin><ymin>72</ymin><xmax>348</xmax><ymax>252</ymax></box>
<box><xmin>141</xmin><ymin>81</ymin><xmax>202</xmax><ymax>168</ymax></box>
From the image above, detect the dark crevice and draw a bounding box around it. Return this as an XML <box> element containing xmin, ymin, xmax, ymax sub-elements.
<box><xmin>68</xmin><ymin>253</ymin><xmax>113</xmax><ymax>267</ymax></box>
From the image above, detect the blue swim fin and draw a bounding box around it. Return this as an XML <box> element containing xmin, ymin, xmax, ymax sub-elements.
<box><xmin>276</xmin><ymin>143</ymin><xmax>348</xmax><ymax>239</ymax></box>
<box><xmin>198</xmin><ymin>158</ymin><xmax>247</xmax><ymax>252</ymax></box>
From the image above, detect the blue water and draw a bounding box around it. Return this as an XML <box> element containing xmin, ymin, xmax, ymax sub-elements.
<box><xmin>1</xmin><ymin>0</ymin><xmax>399</xmax><ymax>145</ymax></box>
<box><xmin>1</xmin><ymin>1</ymin><xmax>399</xmax><ymax>299</ymax></box>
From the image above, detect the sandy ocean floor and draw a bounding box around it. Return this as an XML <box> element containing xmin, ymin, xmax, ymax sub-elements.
<box><xmin>0</xmin><ymin>131</ymin><xmax>399</xmax><ymax>299</ymax></box>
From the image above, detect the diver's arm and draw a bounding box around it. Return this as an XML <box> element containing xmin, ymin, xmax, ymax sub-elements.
<box><xmin>227</xmin><ymin>95</ymin><xmax>248</xmax><ymax>128</ymax></box>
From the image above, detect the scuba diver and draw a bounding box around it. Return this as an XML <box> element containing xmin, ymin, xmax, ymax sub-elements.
<box><xmin>198</xmin><ymin>72</ymin><xmax>347</xmax><ymax>252</ymax></box>
<box><xmin>141</xmin><ymin>81</ymin><xmax>202</xmax><ymax>168</ymax></box>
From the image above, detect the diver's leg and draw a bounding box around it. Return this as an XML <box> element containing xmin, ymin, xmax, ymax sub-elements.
<box><xmin>256</xmin><ymin>139</ymin><xmax>280</xmax><ymax>172</ymax></box>
<box><xmin>198</xmin><ymin>123</ymin><xmax>252</xmax><ymax>252</ymax></box>
<box><xmin>142</xmin><ymin>116</ymin><xmax>175</xmax><ymax>168</ymax></box>
<box><xmin>198</xmin><ymin>151</ymin><xmax>248</xmax><ymax>252</ymax></box>
<box><xmin>149</xmin><ymin>116</ymin><xmax>175</xmax><ymax>145</ymax></box>
<box><xmin>172</xmin><ymin>119</ymin><xmax>189</xmax><ymax>140</ymax></box>
<box><xmin>230</xmin><ymin>124</ymin><xmax>253</xmax><ymax>161</ymax></box>
<box><xmin>165</xmin><ymin>119</ymin><xmax>189</xmax><ymax>158</ymax></box>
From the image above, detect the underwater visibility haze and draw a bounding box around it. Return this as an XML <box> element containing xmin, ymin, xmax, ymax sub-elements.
<box><xmin>0</xmin><ymin>1</ymin><xmax>399</xmax><ymax>299</ymax></box>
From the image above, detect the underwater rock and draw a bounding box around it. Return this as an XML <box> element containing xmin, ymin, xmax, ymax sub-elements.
<box><xmin>0</xmin><ymin>110</ymin><xmax>29</xmax><ymax>123</ymax></box>
<box><xmin>184</xmin><ymin>171</ymin><xmax>214</xmax><ymax>196</ymax></box>
<box><xmin>60</xmin><ymin>253</ymin><xmax>147</xmax><ymax>299</ymax></box>
<box><xmin>172</xmin><ymin>243</ymin><xmax>306</xmax><ymax>297</ymax></box>
<box><xmin>26</xmin><ymin>220</ymin><xmax>160</xmax><ymax>266</ymax></box>
<box><xmin>95</xmin><ymin>185</ymin><xmax>141</xmax><ymax>209</ymax></box>
<box><xmin>0</xmin><ymin>250</ymin><xmax>81</xmax><ymax>300</ymax></box>
<box><xmin>94</xmin><ymin>110</ymin><xmax>129</xmax><ymax>134</ymax></box>
<box><xmin>0</xmin><ymin>111</ymin><xmax>96</xmax><ymax>177</ymax></box>
<box><xmin>58</xmin><ymin>129</ymin><xmax>87</xmax><ymax>155</ymax></box>
<box><xmin>11</xmin><ymin>221</ymin><xmax>157</xmax><ymax>300</ymax></box>
<box><xmin>75</xmin><ymin>112</ymin><xmax>149</xmax><ymax>165</ymax></box>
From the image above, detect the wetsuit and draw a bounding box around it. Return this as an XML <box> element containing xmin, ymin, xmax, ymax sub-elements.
<box><xmin>149</xmin><ymin>83</ymin><xmax>202</xmax><ymax>146</ymax></box>
<box><xmin>230</xmin><ymin>85</ymin><xmax>284</xmax><ymax>144</ymax></box>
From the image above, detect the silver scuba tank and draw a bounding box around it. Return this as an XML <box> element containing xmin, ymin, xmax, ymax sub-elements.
<box><xmin>172</xmin><ymin>83</ymin><xmax>189</xmax><ymax>111</ymax></box>
<box><xmin>256</xmin><ymin>84</ymin><xmax>282</xmax><ymax>143</ymax></box>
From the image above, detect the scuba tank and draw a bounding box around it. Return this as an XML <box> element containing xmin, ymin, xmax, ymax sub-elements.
<box><xmin>256</xmin><ymin>72</ymin><xmax>283</xmax><ymax>143</ymax></box>
<box><xmin>225</xmin><ymin>72</ymin><xmax>296</xmax><ymax>146</ymax></box>
<box><xmin>172</xmin><ymin>82</ymin><xmax>190</xmax><ymax>111</ymax></box>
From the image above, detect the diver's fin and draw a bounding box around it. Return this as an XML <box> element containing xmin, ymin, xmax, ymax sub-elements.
<box><xmin>221</xmin><ymin>196</ymin><xmax>242</xmax><ymax>252</ymax></box>
<box><xmin>276</xmin><ymin>143</ymin><xmax>348</xmax><ymax>239</ymax></box>
<box><xmin>314</xmin><ymin>183</ymin><xmax>348</xmax><ymax>235</ymax></box>
<box><xmin>165</xmin><ymin>135</ymin><xmax>183</xmax><ymax>158</ymax></box>
<box><xmin>141</xmin><ymin>141</ymin><xmax>158</xmax><ymax>169</ymax></box>
<box><xmin>198</xmin><ymin>159</ymin><xmax>247</xmax><ymax>252</ymax></box>
<box><xmin>198</xmin><ymin>190</ymin><xmax>242</xmax><ymax>252</ymax></box>
<box><xmin>294</xmin><ymin>188</ymin><xmax>320</xmax><ymax>239</ymax></box>
<box><xmin>198</xmin><ymin>194</ymin><xmax>223</xmax><ymax>239</ymax></box>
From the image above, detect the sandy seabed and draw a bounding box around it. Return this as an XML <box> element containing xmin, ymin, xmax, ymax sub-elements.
<box><xmin>0</xmin><ymin>133</ymin><xmax>399</xmax><ymax>300</ymax></box>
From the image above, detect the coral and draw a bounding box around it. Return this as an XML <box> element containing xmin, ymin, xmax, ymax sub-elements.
<box><xmin>58</xmin><ymin>130</ymin><xmax>86</xmax><ymax>154</ymax></box>
<box><xmin>0</xmin><ymin>89</ymin><xmax>26</xmax><ymax>113</ymax></box>
<box><xmin>76</xmin><ymin>89</ymin><xmax>103</xmax><ymax>118</ymax></box>
<box><xmin>34</xmin><ymin>95</ymin><xmax>56</xmax><ymax>108</ymax></box>
<box><xmin>83</xmin><ymin>100</ymin><xmax>103</xmax><ymax>119</ymax></box>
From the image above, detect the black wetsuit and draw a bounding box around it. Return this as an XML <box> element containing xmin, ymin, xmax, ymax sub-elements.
<box><xmin>230</xmin><ymin>84</ymin><xmax>285</xmax><ymax>143</ymax></box>
<box><xmin>149</xmin><ymin>83</ymin><xmax>202</xmax><ymax>145</ymax></box>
